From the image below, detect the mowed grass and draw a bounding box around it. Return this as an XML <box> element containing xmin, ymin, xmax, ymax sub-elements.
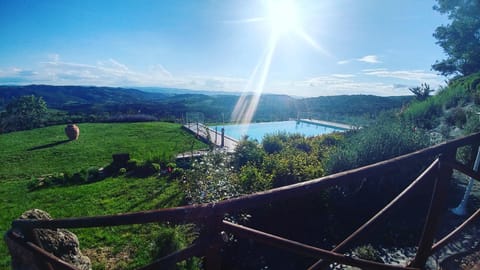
<box><xmin>0</xmin><ymin>122</ymin><xmax>206</xmax><ymax>269</ymax></box>
<box><xmin>0</xmin><ymin>122</ymin><xmax>205</xmax><ymax>181</ymax></box>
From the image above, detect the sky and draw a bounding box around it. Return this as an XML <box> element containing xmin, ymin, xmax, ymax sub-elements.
<box><xmin>0</xmin><ymin>0</ymin><xmax>450</xmax><ymax>97</ymax></box>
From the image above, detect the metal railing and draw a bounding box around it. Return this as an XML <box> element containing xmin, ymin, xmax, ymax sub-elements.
<box><xmin>6</xmin><ymin>132</ymin><xmax>480</xmax><ymax>270</ymax></box>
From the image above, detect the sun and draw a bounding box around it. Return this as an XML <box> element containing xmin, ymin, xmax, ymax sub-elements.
<box><xmin>267</xmin><ymin>0</ymin><xmax>300</xmax><ymax>35</ymax></box>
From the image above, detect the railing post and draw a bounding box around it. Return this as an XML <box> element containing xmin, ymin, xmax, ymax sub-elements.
<box><xmin>203</xmin><ymin>216</ymin><xmax>224</xmax><ymax>270</ymax></box>
<box><xmin>22</xmin><ymin>227</ymin><xmax>54</xmax><ymax>270</ymax></box>
<box><xmin>410</xmin><ymin>152</ymin><xmax>455</xmax><ymax>268</ymax></box>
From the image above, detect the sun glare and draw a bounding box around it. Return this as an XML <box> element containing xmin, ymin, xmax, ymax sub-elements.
<box><xmin>231</xmin><ymin>0</ymin><xmax>329</xmax><ymax>125</ymax></box>
<box><xmin>267</xmin><ymin>0</ymin><xmax>300</xmax><ymax>35</ymax></box>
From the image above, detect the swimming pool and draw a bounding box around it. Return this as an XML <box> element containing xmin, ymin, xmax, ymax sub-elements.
<box><xmin>209</xmin><ymin>120</ymin><xmax>345</xmax><ymax>141</ymax></box>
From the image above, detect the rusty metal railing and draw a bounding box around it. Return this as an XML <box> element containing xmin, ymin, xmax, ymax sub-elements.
<box><xmin>7</xmin><ymin>132</ymin><xmax>480</xmax><ymax>269</ymax></box>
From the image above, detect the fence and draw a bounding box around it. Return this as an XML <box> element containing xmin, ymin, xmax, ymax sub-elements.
<box><xmin>6</xmin><ymin>132</ymin><xmax>480</xmax><ymax>269</ymax></box>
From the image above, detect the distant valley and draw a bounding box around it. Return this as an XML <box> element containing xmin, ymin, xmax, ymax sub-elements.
<box><xmin>0</xmin><ymin>85</ymin><xmax>413</xmax><ymax>126</ymax></box>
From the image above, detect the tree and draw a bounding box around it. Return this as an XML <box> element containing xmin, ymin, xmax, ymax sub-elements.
<box><xmin>1</xmin><ymin>95</ymin><xmax>47</xmax><ymax>132</ymax></box>
<box><xmin>432</xmin><ymin>0</ymin><xmax>480</xmax><ymax>76</ymax></box>
<box><xmin>409</xmin><ymin>83</ymin><xmax>433</xmax><ymax>101</ymax></box>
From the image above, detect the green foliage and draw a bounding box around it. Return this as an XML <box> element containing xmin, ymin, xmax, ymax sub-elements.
<box><xmin>352</xmin><ymin>245</ymin><xmax>384</xmax><ymax>263</ymax></box>
<box><xmin>134</xmin><ymin>161</ymin><xmax>161</xmax><ymax>177</ymax></box>
<box><xmin>445</xmin><ymin>107</ymin><xmax>467</xmax><ymax>127</ymax></box>
<box><xmin>151</xmin><ymin>225</ymin><xmax>200</xmax><ymax>270</ymax></box>
<box><xmin>432</xmin><ymin>0</ymin><xmax>480</xmax><ymax>76</ymax></box>
<box><xmin>402</xmin><ymin>97</ymin><xmax>442</xmax><ymax>129</ymax></box>
<box><xmin>463</xmin><ymin>108</ymin><xmax>480</xmax><ymax>135</ymax></box>
<box><xmin>0</xmin><ymin>122</ymin><xmax>206</xmax><ymax>269</ymax></box>
<box><xmin>402</xmin><ymin>72</ymin><xmax>480</xmax><ymax>129</ymax></box>
<box><xmin>262</xmin><ymin>134</ymin><xmax>283</xmax><ymax>154</ymax></box>
<box><xmin>240</xmin><ymin>133</ymin><xmax>338</xmax><ymax>188</ymax></box>
<box><xmin>238</xmin><ymin>165</ymin><xmax>272</xmax><ymax>192</ymax></box>
<box><xmin>232</xmin><ymin>138</ymin><xmax>265</xmax><ymax>169</ymax></box>
<box><xmin>1</xmin><ymin>95</ymin><xmax>47</xmax><ymax>132</ymax></box>
<box><xmin>409</xmin><ymin>83</ymin><xmax>433</xmax><ymax>101</ymax></box>
<box><xmin>327</xmin><ymin>116</ymin><xmax>429</xmax><ymax>174</ymax></box>
<box><xmin>183</xmin><ymin>151</ymin><xmax>241</xmax><ymax>204</ymax></box>
<box><xmin>0</xmin><ymin>122</ymin><xmax>206</xmax><ymax>182</ymax></box>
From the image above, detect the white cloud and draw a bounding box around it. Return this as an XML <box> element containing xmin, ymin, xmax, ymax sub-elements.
<box><xmin>357</xmin><ymin>55</ymin><xmax>381</xmax><ymax>63</ymax></box>
<box><xmin>0</xmin><ymin>55</ymin><xmax>249</xmax><ymax>92</ymax></box>
<box><xmin>337</xmin><ymin>55</ymin><xmax>381</xmax><ymax>65</ymax></box>
<box><xmin>364</xmin><ymin>69</ymin><xmax>438</xmax><ymax>81</ymax></box>
<box><xmin>331</xmin><ymin>74</ymin><xmax>356</xmax><ymax>78</ymax></box>
<box><xmin>268</xmin><ymin>75</ymin><xmax>410</xmax><ymax>97</ymax></box>
<box><xmin>149</xmin><ymin>64</ymin><xmax>173</xmax><ymax>79</ymax></box>
<box><xmin>0</xmin><ymin>55</ymin><xmax>445</xmax><ymax>97</ymax></box>
<box><xmin>337</xmin><ymin>60</ymin><xmax>351</xmax><ymax>65</ymax></box>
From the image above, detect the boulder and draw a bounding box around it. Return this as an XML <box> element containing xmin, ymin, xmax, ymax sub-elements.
<box><xmin>6</xmin><ymin>209</ymin><xmax>91</xmax><ymax>270</ymax></box>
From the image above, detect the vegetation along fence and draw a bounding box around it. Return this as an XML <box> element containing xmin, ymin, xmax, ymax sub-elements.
<box><xmin>6</xmin><ymin>132</ymin><xmax>480</xmax><ymax>269</ymax></box>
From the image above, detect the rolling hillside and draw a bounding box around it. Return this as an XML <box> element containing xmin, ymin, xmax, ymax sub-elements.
<box><xmin>0</xmin><ymin>85</ymin><xmax>412</xmax><ymax>125</ymax></box>
<box><xmin>0</xmin><ymin>122</ymin><xmax>206</xmax><ymax>269</ymax></box>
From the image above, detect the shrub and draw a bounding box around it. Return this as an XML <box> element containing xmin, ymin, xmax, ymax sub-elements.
<box><xmin>262</xmin><ymin>134</ymin><xmax>283</xmax><ymax>154</ymax></box>
<box><xmin>151</xmin><ymin>225</ymin><xmax>200</xmax><ymax>270</ymax></box>
<box><xmin>126</xmin><ymin>159</ymin><xmax>139</xmax><ymax>171</ymax></box>
<box><xmin>352</xmin><ymin>245</ymin><xmax>384</xmax><ymax>263</ymax></box>
<box><xmin>327</xmin><ymin>117</ymin><xmax>429</xmax><ymax>174</ymax></box>
<box><xmin>445</xmin><ymin>107</ymin><xmax>467</xmax><ymax>128</ymax></box>
<box><xmin>183</xmin><ymin>151</ymin><xmax>240</xmax><ymax>204</ymax></box>
<box><xmin>232</xmin><ymin>139</ymin><xmax>265</xmax><ymax>170</ymax></box>
<box><xmin>136</xmin><ymin>161</ymin><xmax>161</xmax><ymax>177</ymax></box>
<box><xmin>238</xmin><ymin>165</ymin><xmax>272</xmax><ymax>192</ymax></box>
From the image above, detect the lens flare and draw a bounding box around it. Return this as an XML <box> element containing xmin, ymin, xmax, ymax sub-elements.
<box><xmin>231</xmin><ymin>32</ymin><xmax>279</xmax><ymax>127</ymax></box>
<box><xmin>230</xmin><ymin>0</ymin><xmax>330</xmax><ymax>132</ymax></box>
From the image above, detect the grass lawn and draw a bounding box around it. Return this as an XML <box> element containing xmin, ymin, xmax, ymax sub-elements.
<box><xmin>0</xmin><ymin>122</ymin><xmax>206</xmax><ymax>269</ymax></box>
<box><xmin>0</xmin><ymin>122</ymin><xmax>204</xmax><ymax>181</ymax></box>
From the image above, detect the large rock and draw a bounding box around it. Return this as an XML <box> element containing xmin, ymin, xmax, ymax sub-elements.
<box><xmin>7</xmin><ymin>209</ymin><xmax>91</xmax><ymax>270</ymax></box>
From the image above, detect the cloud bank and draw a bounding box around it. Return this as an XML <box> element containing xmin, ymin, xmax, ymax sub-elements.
<box><xmin>0</xmin><ymin>56</ymin><xmax>444</xmax><ymax>97</ymax></box>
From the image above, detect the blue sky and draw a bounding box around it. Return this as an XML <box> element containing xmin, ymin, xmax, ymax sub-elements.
<box><xmin>0</xmin><ymin>0</ymin><xmax>449</xmax><ymax>96</ymax></box>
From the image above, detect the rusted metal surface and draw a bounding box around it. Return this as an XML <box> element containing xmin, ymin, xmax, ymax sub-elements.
<box><xmin>410</xmin><ymin>153</ymin><xmax>455</xmax><ymax>267</ymax></box>
<box><xmin>137</xmin><ymin>242</ymin><xmax>205</xmax><ymax>270</ymax></box>
<box><xmin>221</xmin><ymin>221</ymin><xmax>419</xmax><ymax>270</ymax></box>
<box><xmin>308</xmin><ymin>158</ymin><xmax>440</xmax><ymax>270</ymax></box>
<box><xmin>431</xmin><ymin>207</ymin><xmax>480</xmax><ymax>254</ymax></box>
<box><xmin>7</xmin><ymin>132</ymin><xmax>480</xmax><ymax>270</ymax></box>
<box><xmin>13</xmin><ymin>132</ymin><xmax>480</xmax><ymax>231</ymax></box>
<box><xmin>446</xmin><ymin>160</ymin><xmax>480</xmax><ymax>182</ymax></box>
<box><xmin>6</xmin><ymin>230</ymin><xmax>79</xmax><ymax>270</ymax></box>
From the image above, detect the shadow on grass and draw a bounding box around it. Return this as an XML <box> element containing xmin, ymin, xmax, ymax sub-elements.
<box><xmin>27</xmin><ymin>139</ymin><xmax>71</xmax><ymax>151</ymax></box>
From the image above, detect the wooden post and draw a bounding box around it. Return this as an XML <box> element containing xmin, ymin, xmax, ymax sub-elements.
<box><xmin>203</xmin><ymin>217</ymin><xmax>223</xmax><ymax>270</ymax></box>
<box><xmin>221</xmin><ymin>128</ymin><xmax>225</xmax><ymax>148</ymax></box>
<box><xmin>410</xmin><ymin>152</ymin><xmax>455</xmax><ymax>268</ymax></box>
<box><xmin>24</xmin><ymin>228</ymin><xmax>54</xmax><ymax>270</ymax></box>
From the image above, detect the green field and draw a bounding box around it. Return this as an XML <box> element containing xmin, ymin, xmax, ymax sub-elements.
<box><xmin>0</xmin><ymin>122</ymin><xmax>206</xmax><ymax>269</ymax></box>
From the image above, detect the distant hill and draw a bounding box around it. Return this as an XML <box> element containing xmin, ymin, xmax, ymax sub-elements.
<box><xmin>0</xmin><ymin>85</ymin><xmax>412</xmax><ymax>125</ymax></box>
<box><xmin>0</xmin><ymin>85</ymin><xmax>168</xmax><ymax>108</ymax></box>
<box><xmin>135</xmin><ymin>86</ymin><xmax>244</xmax><ymax>96</ymax></box>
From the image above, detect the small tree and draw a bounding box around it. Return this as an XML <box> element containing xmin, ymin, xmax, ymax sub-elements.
<box><xmin>2</xmin><ymin>95</ymin><xmax>47</xmax><ymax>131</ymax></box>
<box><xmin>432</xmin><ymin>0</ymin><xmax>480</xmax><ymax>76</ymax></box>
<box><xmin>409</xmin><ymin>83</ymin><xmax>433</xmax><ymax>101</ymax></box>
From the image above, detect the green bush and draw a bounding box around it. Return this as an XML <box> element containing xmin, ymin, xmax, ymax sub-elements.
<box><xmin>445</xmin><ymin>107</ymin><xmax>467</xmax><ymax>128</ymax></box>
<box><xmin>232</xmin><ymin>139</ymin><xmax>265</xmax><ymax>169</ymax></box>
<box><xmin>238</xmin><ymin>165</ymin><xmax>272</xmax><ymax>193</ymax></box>
<box><xmin>183</xmin><ymin>151</ymin><xmax>240</xmax><ymax>203</ymax></box>
<box><xmin>352</xmin><ymin>244</ymin><xmax>384</xmax><ymax>263</ymax></box>
<box><xmin>151</xmin><ymin>225</ymin><xmax>200</xmax><ymax>270</ymax></box>
<box><xmin>135</xmin><ymin>161</ymin><xmax>161</xmax><ymax>177</ymax></box>
<box><xmin>262</xmin><ymin>134</ymin><xmax>283</xmax><ymax>154</ymax></box>
<box><xmin>327</xmin><ymin>117</ymin><xmax>429</xmax><ymax>174</ymax></box>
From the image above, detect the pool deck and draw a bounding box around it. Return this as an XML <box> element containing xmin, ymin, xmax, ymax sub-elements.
<box><xmin>182</xmin><ymin>123</ymin><xmax>238</xmax><ymax>153</ymax></box>
<box><xmin>298</xmin><ymin>119</ymin><xmax>356</xmax><ymax>130</ymax></box>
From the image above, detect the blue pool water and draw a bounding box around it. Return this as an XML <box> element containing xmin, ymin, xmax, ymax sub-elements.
<box><xmin>209</xmin><ymin>121</ymin><xmax>344</xmax><ymax>141</ymax></box>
